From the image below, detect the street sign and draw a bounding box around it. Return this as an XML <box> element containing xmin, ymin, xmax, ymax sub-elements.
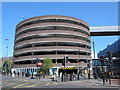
<box><xmin>100</xmin><ymin>56</ymin><xmax>104</xmax><ymax>58</ymax></box>
<box><xmin>100</xmin><ymin>60</ymin><xmax>104</xmax><ymax>62</ymax></box>
<box><xmin>100</xmin><ymin>56</ymin><xmax>105</xmax><ymax>62</ymax></box>
<box><xmin>37</xmin><ymin>62</ymin><xmax>42</xmax><ymax>66</ymax></box>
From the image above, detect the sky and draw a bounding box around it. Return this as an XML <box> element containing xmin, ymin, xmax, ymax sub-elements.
<box><xmin>1</xmin><ymin>2</ymin><xmax>119</xmax><ymax>58</ymax></box>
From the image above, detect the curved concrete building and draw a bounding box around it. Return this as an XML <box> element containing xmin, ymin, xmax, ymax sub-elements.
<box><xmin>13</xmin><ymin>15</ymin><xmax>91</xmax><ymax>72</ymax></box>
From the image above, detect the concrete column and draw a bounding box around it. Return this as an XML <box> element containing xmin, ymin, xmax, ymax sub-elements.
<box><xmin>32</xmin><ymin>52</ymin><xmax>34</xmax><ymax>56</ymax></box>
<box><xmin>56</xmin><ymin>50</ymin><xmax>57</xmax><ymax>63</ymax></box>
<box><xmin>32</xmin><ymin>44</ymin><xmax>35</xmax><ymax>48</ymax></box>
<box><xmin>31</xmin><ymin>44</ymin><xmax>35</xmax><ymax>55</ymax></box>
<box><xmin>55</xmin><ymin>42</ymin><xmax>57</xmax><ymax>63</ymax></box>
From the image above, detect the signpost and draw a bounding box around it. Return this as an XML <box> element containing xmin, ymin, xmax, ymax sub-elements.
<box><xmin>38</xmin><ymin>62</ymin><xmax>42</xmax><ymax>66</ymax></box>
<box><xmin>62</xmin><ymin>56</ymin><xmax>68</xmax><ymax>67</ymax></box>
<box><xmin>36</xmin><ymin>58</ymin><xmax>42</xmax><ymax>79</ymax></box>
<box><xmin>100</xmin><ymin>56</ymin><xmax>105</xmax><ymax>85</ymax></box>
<box><xmin>100</xmin><ymin>56</ymin><xmax>112</xmax><ymax>85</ymax></box>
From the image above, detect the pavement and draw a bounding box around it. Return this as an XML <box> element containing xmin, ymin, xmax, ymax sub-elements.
<box><xmin>0</xmin><ymin>74</ymin><xmax>120</xmax><ymax>89</ymax></box>
<box><xmin>62</xmin><ymin>78</ymin><xmax>119</xmax><ymax>88</ymax></box>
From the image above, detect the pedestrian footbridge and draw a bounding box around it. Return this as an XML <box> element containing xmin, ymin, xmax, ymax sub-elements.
<box><xmin>90</xmin><ymin>26</ymin><xmax>120</xmax><ymax>36</ymax></box>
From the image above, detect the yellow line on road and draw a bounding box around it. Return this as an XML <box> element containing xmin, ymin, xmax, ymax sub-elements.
<box><xmin>24</xmin><ymin>82</ymin><xmax>44</xmax><ymax>87</ymax></box>
<box><xmin>24</xmin><ymin>82</ymin><xmax>59</xmax><ymax>88</ymax></box>
<box><xmin>13</xmin><ymin>81</ymin><xmax>35</xmax><ymax>88</ymax></box>
<box><xmin>0</xmin><ymin>83</ymin><xmax>15</xmax><ymax>87</ymax></box>
<box><xmin>45</xmin><ymin>82</ymin><xmax>59</xmax><ymax>86</ymax></box>
<box><xmin>45</xmin><ymin>83</ymin><xmax>51</xmax><ymax>85</ymax></box>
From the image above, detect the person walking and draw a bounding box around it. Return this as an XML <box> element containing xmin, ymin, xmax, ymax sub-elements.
<box><xmin>18</xmin><ymin>72</ymin><xmax>19</xmax><ymax>77</ymax></box>
<box><xmin>12</xmin><ymin>70</ymin><xmax>15</xmax><ymax>77</ymax></box>
<box><xmin>73</xmin><ymin>72</ymin><xmax>76</xmax><ymax>80</ymax></box>
<box><xmin>14</xmin><ymin>70</ymin><xmax>16</xmax><ymax>77</ymax></box>
<box><xmin>22</xmin><ymin>71</ymin><xmax>24</xmax><ymax>77</ymax></box>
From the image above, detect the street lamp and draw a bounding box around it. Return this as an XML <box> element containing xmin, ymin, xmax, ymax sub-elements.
<box><xmin>77</xmin><ymin>49</ymin><xmax>80</xmax><ymax>80</ymax></box>
<box><xmin>92</xmin><ymin>40</ymin><xmax>95</xmax><ymax>60</ymax></box>
<box><xmin>100</xmin><ymin>56</ymin><xmax>105</xmax><ymax>85</ymax></box>
<box><xmin>92</xmin><ymin>40</ymin><xmax>98</xmax><ymax>79</ymax></box>
<box><xmin>79</xmin><ymin>49</ymin><xmax>80</xmax><ymax>66</ymax></box>
<box><xmin>5</xmin><ymin>39</ymin><xmax>8</xmax><ymax>57</ymax></box>
<box><xmin>86</xmin><ymin>45</ymin><xmax>90</xmax><ymax>79</ymax></box>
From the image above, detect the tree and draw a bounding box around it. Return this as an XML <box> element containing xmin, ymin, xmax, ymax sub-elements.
<box><xmin>2</xmin><ymin>58</ymin><xmax>13</xmax><ymax>73</ymax></box>
<box><xmin>42</xmin><ymin>57</ymin><xmax>53</xmax><ymax>75</ymax></box>
<box><xmin>5</xmin><ymin>60</ymin><xmax>12</xmax><ymax>70</ymax></box>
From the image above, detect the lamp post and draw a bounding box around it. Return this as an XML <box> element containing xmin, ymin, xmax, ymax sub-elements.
<box><xmin>92</xmin><ymin>41</ymin><xmax>95</xmax><ymax>60</ymax></box>
<box><xmin>77</xmin><ymin>49</ymin><xmax>80</xmax><ymax>80</ymax></box>
<box><xmin>92</xmin><ymin>40</ymin><xmax>97</xmax><ymax>79</ymax></box>
<box><xmin>100</xmin><ymin>56</ymin><xmax>105</xmax><ymax>85</ymax></box>
<box><xmin>36</xmin><ymin>58</ymin><xmax>39</xmax><ymax>79</ymax></box>
<box><xmin>5</xmin><ymin>39</ymin><xmax>8</xmax><ymax>57</ymax></box>
<box><xmin>86</xmin><ymin>45</ymin><xmax>90</xmax><ymax>79</ymax></box>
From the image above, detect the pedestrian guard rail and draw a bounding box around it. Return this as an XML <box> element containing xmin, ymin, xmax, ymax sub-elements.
<box><xmin>59</xmin><ymin>67</ymin><xmax>85</xmax><ymax>70</ymax></box>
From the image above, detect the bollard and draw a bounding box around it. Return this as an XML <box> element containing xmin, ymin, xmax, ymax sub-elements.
<box><xmin>88</xmin><ymin>73</ymin><xmax>90</xmax><ymax>79</ymax></box>
<box><xmin>108</xmin><ymin>72</ymin><xmax>111</xmax><ymax>85</ymax></box>
<box><xmin>39</xmin><ymin>74</ymin><xmax>41</xmax><ymax>79</ymax></box>
<box><xmin>61</xmin><ymin>73</ymin><xmax>64</xmax><ymax>82</ymax></box>
<box><xmin>77</xmin><ymin>73</ymin><xmax>79</xmax><ymax>80</ymax></box>
<box><xmin>102</xmin><ymin>73</ymin><xmax>105</xmax><ymax>85</ymax></box>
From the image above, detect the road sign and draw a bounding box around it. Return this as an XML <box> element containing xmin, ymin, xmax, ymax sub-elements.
<box><xmin>100</xmin><ymin>56</ymin><xmax>105</xmax><ymax>62</ymax></box>
<box><xmin>100</xmin><ymin>56</ymin><xmax>104</xmax><ymax>59</ymax></box>
<box><xmin>100</xmin><ymin>60</ymin><xmax>104</xmax><ymax>62</ymax></box>
<box><xmin>38</xmin><ymin>62</ymin><xmax>42</xmax><ymax>66</ymax></box>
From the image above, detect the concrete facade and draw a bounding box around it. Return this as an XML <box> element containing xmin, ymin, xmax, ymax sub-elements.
<box><xmin>13</xmin><ymin>15</ymin><xmax>91</xmax><ymax>70</ymax></box>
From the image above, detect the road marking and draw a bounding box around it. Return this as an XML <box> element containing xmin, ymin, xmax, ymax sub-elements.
<box><xmin>45</xmin><ymin>83</ymin><xmax>51</xmax><ymax>85</ymax></box>
<box><xmin>23</xmin><ymin>79</ymin><xmax>29</xmax><ymax>81</ymax></box>
<box><xmin>13</xmin><ymin>81</ymin><xmax>35</xmax><ymax>88</ymax></box>
<box><xmin>45</xmin><ymin>82</ymin><xmax>59</xmax><ymax>86</ymax></box>
<box><xmin>24</xmin><ymin>82</ymin><xmax>59</xmax><ymax>88</ymax></box>
<box><xmin>0</xmin><ymin>83</ymin><xmax>15</xmax><ymax>87</ymax></box>
<box><xmin>24</xmin><ymin>82</ymin><xmax>45</xmax><ymax>87</ymax></box>
<box><xmin>40</xmin><ymin>82</ymin><xmax>59</xmax><ymax>86</ymax></box>
<box><xmin>1</xmin><ymin>79</ymin><xmax>25</xmax><ymax>83</ymax></box>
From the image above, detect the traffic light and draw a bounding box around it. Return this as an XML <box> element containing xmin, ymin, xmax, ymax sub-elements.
<box><xmin>66</xmin><ymin>56</ymin><xmax>68</xmax><ymax>63</ymax></box>
<box><xmin>62</xmin><ymin>56</ymin><xmax>68</xmax><ymax>67</ymax></box>
<box><xmin>100</xmin><ymin>56</ymin><xmax>104</xmax><ymax>62</ymax></box>
<box><xmin>100</xmin><ymin>56</ymin><xmax>105</xmax><ymax>65</ymax></box>
<box><xmin>64</xmin><ymin>56</ymin><xmax>68</xmax><ymax>63</ymax></box>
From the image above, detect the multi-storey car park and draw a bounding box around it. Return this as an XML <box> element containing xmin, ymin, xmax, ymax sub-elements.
<box><xmin>13</xmin><ymin>15</ymin><xmax>92</xmax><ymax>74</ymax></box>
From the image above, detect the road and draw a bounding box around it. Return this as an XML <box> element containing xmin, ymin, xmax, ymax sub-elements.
<box><xmin>0</xmin><ymin>74</ymin><xmax>119</xmax><ymax>89</ymax></box>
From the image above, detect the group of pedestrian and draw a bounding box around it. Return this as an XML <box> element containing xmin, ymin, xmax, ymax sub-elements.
<box><xmin>2</xmin><ymin>70</ymin><xmax>15</xmax><ymax>77</ymax></box>
<box><xmin>2</xmin><ymin>69</ymin><xmax>32</xmax><ymax>78</ymax></box>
